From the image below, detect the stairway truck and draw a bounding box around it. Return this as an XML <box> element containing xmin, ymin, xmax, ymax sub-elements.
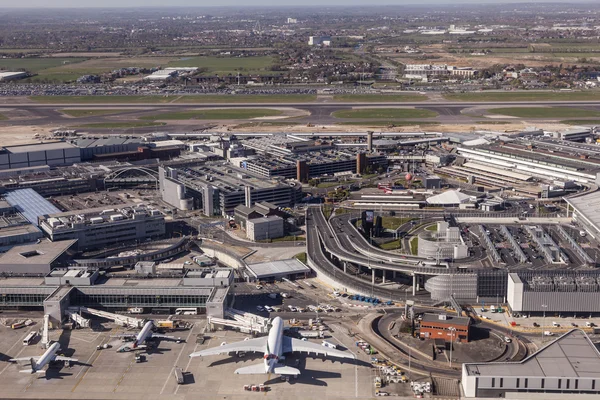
<box><xmin>174</xmin><ymin>367</ymin><xmax>184</xmax><ymax>384</ymax></box>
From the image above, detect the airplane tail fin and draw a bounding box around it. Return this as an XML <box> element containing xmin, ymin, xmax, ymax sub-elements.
<box><xmin>234</xmin><ymin>363</ymin><xmax>267</xmax><ymax>375</ymax></box>
<box><xmin>273</xmin><ymin>365</ymin><xmax>301</xmax><ymax>376</ymax></box>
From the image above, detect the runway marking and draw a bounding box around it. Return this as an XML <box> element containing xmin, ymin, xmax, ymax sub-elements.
<box><xmin>175</xmin><ymin>343</ymin><xmax>199</xmax><ymax>395</ymax></box>
<box><xmin>71</xmin><ymin>335</ymin><xmax>106</xmax><ymax>392</ymax></box>
<box><xmin>113</xmin><ymin>359</ymin><xmax>134</xmax><ymax>393</ymax></box>
<box><xmin>160</xmin><ymin>325</ymin><xmax>196</xmax><ymax>395</ymax></box>
<box><xmin>69</xmin><ymin>332</ymin><xmax>103</xmax><ymax>344</ymax></box>
<box><xmin>0</xmin><ymin>330</ymin><xmax>32</xmax><ymax>377</ymax></box>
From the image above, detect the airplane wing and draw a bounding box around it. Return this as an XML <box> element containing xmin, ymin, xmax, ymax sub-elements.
<box><xmin>189</xmin><ymin>337</ymin><xmax>267</xmax><ymax>358</ymax></box>
<box><xmin>282</xmin><ymin>337</ymin><xmax>355</xmax><ymax>360</ymax></box>
<box><xmin>54</xmin><ymin>356</ymin><xmax>78</xmax><ymax>363</ymax></box>
<box><xmin>9</xmin><ymin>357</ymin><xmax>40</xmax><ymax>363</ymax></box>
<box><xmin>150</xmin><ymin>334</ymin><xmax>177</xmax><ymax>341</ymax></box>
<box><xmin>112</xmin><ymin>334</ymin><xmax>136</xmax><ymax>339</ymax></box>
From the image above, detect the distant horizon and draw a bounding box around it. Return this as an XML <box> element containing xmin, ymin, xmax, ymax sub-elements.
<box><xmin>0</xmin><ymin>0</ymin><xmax>598</xmax><ymax>8</ymax></box>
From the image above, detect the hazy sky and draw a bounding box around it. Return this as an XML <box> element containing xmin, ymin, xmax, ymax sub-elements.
<box><xmin>0</xmin><ymin>0</ymin><xmax>595</xmax><ymax>7</ymax></box>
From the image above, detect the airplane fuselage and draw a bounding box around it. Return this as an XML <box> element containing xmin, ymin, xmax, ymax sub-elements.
<box><xmin>264</xmin><ymin>317</ymin><xmax>284</xmax><ymax>373</ymax></box>
<box><xmin>118</xmin><ymin>321</ymin><xmax>154</xmax><ymax>352</ymax></box>
<box><xmin>34</xmin><ymin>342</ymin><xmax>61</xmax><ymax>372</ymax></box>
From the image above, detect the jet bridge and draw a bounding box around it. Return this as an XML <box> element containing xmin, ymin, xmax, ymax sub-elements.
<box><xmin>68</xmin><ymin>306</ymin><xmax>144</xmax><ymax>328</ymax></box>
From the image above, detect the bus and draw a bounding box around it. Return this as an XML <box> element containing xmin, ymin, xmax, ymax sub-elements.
<box><xmin>175</xmin><ymin>308</ymin><xmax>198</xmax><ymax>316</ymax></box>
<box><xmin>22</xmin><ymin>331</ymin><xmax>37</xmax><ymax>346</ymax></box>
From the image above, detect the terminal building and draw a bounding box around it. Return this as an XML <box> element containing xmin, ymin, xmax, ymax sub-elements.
<box><xmin>0</xmin><ymin>239</ymin><xmax>77</xmax><ymax>274</ymax></box>
<box><xmin>159</xmin><ymin>163</ymin><xmax>303</xmax><ymax>216</ymax></box>
<box><xmin>462</xmin><ymin>329</ymin><xmax>600</xmax><ymax>398</ymax></box>
<box><xmin>38</xmin><ymin>204</ymin><xmax>165</xmax><ymax>251</ymax></box>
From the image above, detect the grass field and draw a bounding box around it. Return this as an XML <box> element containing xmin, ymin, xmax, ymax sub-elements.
<box><xmin>487</xmin><ymin>107</ymin><xmax>600</xmax><ymax>118</ymax></box>
<box><xmin>336</xmin><ymin>120</ymin><xmax>440</xmax><ymax>127</ymax></box>
<box><xmin>72</xmin><ymin>122</ymin><xmax>166</xmax><ymax>129</ymax></box>
<box><xmin>444</xmin><ymin>91</ymin><xmax>600</xmax><ymax>102</ymax></box>
<box><xmin>425</xmin><ymin>224</ymin><xmax>438</xmax><ymax>232</ymax></box>
<box><xmin>332</xmin><ymin>94</ymin><xmax>427</xmax><ymax>102</ymax></box>
<box><xmin>332</xmin><ymin>108</ymin><xmax>437</xmax><ymax>119</ymax></box>
<box><xmin>560</xmin><ymin>120</ymin><xmax>600</xmax><ymax>125</ymax></box>
<box><xmin>381</xmin><ymin>217</ymin><xmax>415</xmax><ymax>230</ymax></box>
<box><xmin>410</xmin><ymin>237</ymin><xmax>419</xmax><ymax>255</ymax></box>
<box><xmin>140</xmin><ymin>109</ymin><xmax>283</xmax><ymax>120</ymax></box>
<box><xmin>0</xmin><ymin>57</ymin><xmax>88</xmax><ymax>73</ymax></box>
<box><xmin>233</xmin><ymin>121</ymin><xmax>300</xmax><ymax>129</ymax></box>
<box><xmin>30</xmin><ymin>95</ymin><xmax>175</xmax><ymax>104</ymax></box>
<box><xmin>0</xmin><ymin>113</ymin><xmax>7</xmax><ymax>121</ymax></box>
<box><xmin>378</xmin><ymin>239</ymin><xmax>402</xmax><ymax>250</ymax></box>
<box><xmin>174</xmin><ymin>94</ymin><xmax>317</xmax><ymax>103</ymax></box>
<box><xmin>167</xmin><ymin>56</ymin><xmax>274</xmax><ymax>75</ymax></box>
<box><xmin>61</xmin><ymin>109</ymin><xmax>127</xmax><ymax>117</ymax></box>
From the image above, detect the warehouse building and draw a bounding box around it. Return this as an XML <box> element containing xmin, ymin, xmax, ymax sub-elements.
<box><xmin>159</xmin><ymin>163</ymin><xmax>303</xmax><ymax>216</ymax></box>
<box><xmin>462</xmin><ymin>329</ymin><xmax>600</xmax><ymax>398</ymax></box>
<box><xmin>0</xmin><ymin>142</ymin><xmax>81</xmax><ymax>170</ymax></box>
<box><xmin>419</xmin><ymin>313</ymin><xmax>470</xmax><ymax>343</ymax></box>
<box><xmin>38</xmin><ymin>204</ymin><xmax>165</xmax><ymax>251</ymax></box>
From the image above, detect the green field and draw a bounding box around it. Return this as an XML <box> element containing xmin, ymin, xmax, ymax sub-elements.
<box><xmin>174</xmin><ymin>94</ymin><xmax>317</xmax><ymax>103</ymax></box>
<box><xmin>0</xmin><ymin>57</ymin><xmax>87</xmax><ymax>73</ymax></box>
<box><xmin>332</xmin><ymin>108</ymin><xmax>437</xmax><ymax>119</ymax></box>
<box><xmin>487</xmin><ymin>107</ymin><xmax>600</xmax><ymax>118</ymax></box>
<box><xmin>140</xmin><ymin>108</ymin><xmax>283</xmax><ymax>120</ymax></box>
<box><xmin>444</xmin><ymin>91</ymin><xmax>600</xmax><ymax>102</ymax></box>
<box><xmin>167</xmin><ymin>56</ymin><xmax>274</xmax><ymax>75</ymax></box>
<box><xmin>560</xmin><ymin>120</ymin><xmax>600</xmax><ymax>125</ymax></box>
<box><xmin>381</xmin><ymin>217</ymin><xmax>415</xmax><ymax>230</ymax></box>
<box><xmin>332</xmin><ymin>94</ymin><xmax>427</xmax><ymax>102</ymax></box>
<box><xmin>410</xmin><ymin>237</ymin><xmax>419</xmax><ymax>255</ymax></box>
<box><xmin>30</xmin><ymin>96</ymin><xmax>175</xmax><ymax>104</ymax></box>
<box><xmin>378</xmin><ymin>239</ymin><xmax>402</xmax><ymax>250</ymax></box>
<box><xmin>61</xmin><ymin>109</ymin><xmax>127</xmax><ymax>117</ymax></box>
<box><xmin>336</xmin><ymin>120</ymin><xmax>440</xmax><ymax>127</ymax></box>
<box><xmin>233</xmin><ymin>121</ymin><xmax>300</xmax><ymax>129</ymax></box>
<box><xmin>0</xmin><ymin>113</ymin><xmax>7</xmax><ymax>121</ymax></box>
<box><xmin>425</xmin><ymin>224</ymin><xmax>438</xmax><ymax>232</ymax></box>
<box><xmin>72</xmin><ymin>122</ymin><xmax>166</xmax><ymax>129</ymax></box>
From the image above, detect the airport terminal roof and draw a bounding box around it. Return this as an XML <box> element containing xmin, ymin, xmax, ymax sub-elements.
<box><xmin>5</xmin><ymin>142</ymin><xmax>77</xmax><ymax>153</ymax></box>
<box><xmin>463</xmin><ymin>162</ymin><xmax>533</xmax><ymax>181</ymax></box>
<box><xmin>464</xmin><ymin>329</ymin><xmax>600</xmax><ymax>378</ymax></box>
<box><xmin>426</xmin><ymin>190</ymin><xmax>472</xmax><ymax>205</ymax></box>
<box><xmin>565</xmin><ymin>191</ymin><xmax>600</xmax><ymax>231</ymax></box>
<box><xmin>0</xmin><ymin>239</ymin><xmax>77</xmax><ymax>266</ymax></box>
<box><xmin>4</xmin><ymin>188</ymin><xmax>61</xmax><ymax>225</ymax></box>
<box><xmin>245</xmin><ymin>258</ymin><xmax>310</xmax><ymax>280</ymax></box>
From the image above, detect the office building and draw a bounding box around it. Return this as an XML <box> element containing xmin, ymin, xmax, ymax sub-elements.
<box><xmin>159</xmin><ymin>163</ymin><xmax>302</xmax><ymax>217</ymax></box>
<box><xmin>419</xmin><ymin>313</ymin><xmax>470</xmax><ymax>343</ymax></box>
<box><xmin>246</xmin><ymin>215</ymin><xmax>284</xmax><ymax>241</ymax></box>
<box><xmin>462</xmin><ymin>330</ymin><xmax>600</xmax><ymax>398</ymax></box>
<box><xmin>38</xmin><ymin>204</ymin><xmax>165</xmax><ymax>251</ymax></box>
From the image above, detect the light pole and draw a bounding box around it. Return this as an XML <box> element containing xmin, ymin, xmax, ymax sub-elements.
<box><xmin>541</xmin><ymin>304</ymin><xmax>548</xmax><ymax>343</ymax></box>
<box><xmin>448</xmin><ymin>327</ymin><xmax>456</xmax><ymax>368</ymax></box>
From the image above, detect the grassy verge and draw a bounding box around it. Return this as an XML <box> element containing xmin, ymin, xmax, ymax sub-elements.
<box><xmin>378</xmin><ymin>239</ymin><xmax>402</xmax><ymax>250</ymax></box>
<box><xmin>487</xmin><ymin>107</ymin><xmax>600</xmax><ymax>118</ymax></box>
<box><xmin>72</xmin><ymin>122</ymin><xmax>166</xmax><ymax>129</ymax></box>
<box><xmin>0</xmin><ymin>113</ymin><xmax>7</xmax><ymax>121</ymax></box>
<box><xmin>140</xmin><ymin>108</ymin><xmax>283</xmax><ymax>120</ymax></box>
<box><xmin>381</xmin><ymin>217</ymin><xmax>415</xmax><ymax>230</ymax></box>
<box><xmin>259</xmin><ymin>235</ymin><xmax>305</xmax><ymax>243</ymax></box>
<box><xmin>233</xmin><ymin>121</ymin><xmax>300</xmax><ymax>129</ymax></box>
<box><xmin>317</xmin><ymin>182</ymin><xmax>340</xmax><ymax>189</ymax></box>
<box><xmin>61</xmin><ymin>109</ymin><xmax>126</xmax><ymax>117</ymax></box>
<box><xmin>425</xmin><ymin>224</ymin><xmax>438</xmax><ymax>232</ymax></box>
<box><xmin>444</xmin><ymin>91</ymin><xmax>600</xmax><ymax>102</ymax></box>
<box><xmin>332</xmin><ymin>94</ymin><xmax>427</xmax><ymax>102</ymax></box>
<box><xmin>294</xmin><ymin>252</ymin><xmax>307</xmax><ymax>264</ymax></box>
<box><xmin>475</xmin><ymin>121</ymin><xmax>512</xmax><ymax>124</ymax></box>
<box><xmin>332</xmin><ymin>108</ymin><xmax>437</xmax><ymax>119</ymax></box>
<box><xmin>336</xmin><ymin>120</ymin><xmax>440</xmax><ymax>127</ymax></box>
<box><xmin>323</xmin><ymin>205</ymin><xmax>334</xmax><ymax>219</ymax></box>
<box><xmin>174</xmin><ymin>94</ymin><xmax>317</xmax><ymax>103</ymax></box>
<box><xmin>560</xmin><ymin>119</ymin><xmax>600</xmax><ymax>125</ymax></box>
<box><xmin>410</xmin><ymin>237</ymin><xmax>419</xmax><ymax>255</ymax></box>
<box><xmin>30</xmin><ymin>95</ymin><xmax>175</xmax><ymax>104</ymax></box>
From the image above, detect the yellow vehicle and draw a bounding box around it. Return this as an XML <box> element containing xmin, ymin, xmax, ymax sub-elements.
<box><xmin>374</xmin><ymin>377</ymin><xmax>382</xmax><ymax>388</ymax></box>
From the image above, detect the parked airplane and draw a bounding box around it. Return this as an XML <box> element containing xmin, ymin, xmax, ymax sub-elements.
<box><xmin>10</xmin><ymin>342</ymin><xmax>77</xmax><ymax>374</ymax></box>
<box><xmin>114</xmin><ymin>320</ymin><xmax>181</xmax><ymax>352</ymax></box>
<box><xmin>189</xmin><ymin>316</ymin><xmax>354</xmax><ymax>375</ymax></box>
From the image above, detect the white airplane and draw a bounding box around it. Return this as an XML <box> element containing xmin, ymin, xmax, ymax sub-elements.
<box><xmin>189</xmin><ymin>316</ymin><xmax>354</xmax><ymax>375</ymax></box>
<box><xmin>113</xmin><ymin>320</ymin><xmax>180</xmax><ymax>352</ymax></box>
<box><xmin>10</xmin><ymin>342</ymin><xmax>78</xmax><ymax>374</ymax></box>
